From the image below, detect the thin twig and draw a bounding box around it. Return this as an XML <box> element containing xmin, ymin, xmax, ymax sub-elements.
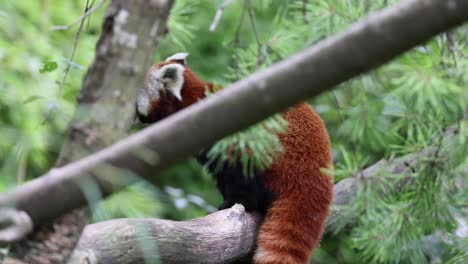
<box><xmin>209</xmin><ymin>0</ymin><xmax>234</xmax><ymax>32</ymax></box>
<box><xmin>50</xmin><ymin>0</ymin><xmax>107</xmax><ymax>31</ymax></box>
<box><xmin>58</xmin><ymin>0</ymin><xmax>92</xmax><ymax>95</ymax></box>
<box><xmin>440</xmin><ymin>31</ymin><xmax>458</xmax><ymax>71</ymax></box>
<box><xmin>86</xmin><ymin>0</ymin><xmax>97</xmax><ymax>31</ymax></box>
<box><xmin>245</xmin><ymin>0</ymin><xmax>264</xmax><ymax>69</ymax></box>
<box><xmin>302</xmin><ymin>0</ymin><xmax>310</xmax><ymax>23</ymax></box>
<box><xmin>411</xmin><ymin>111</ymin><xmax>446</xmax><ymax>209</ymax></box>
<box><xmin>365</xmin><ymin>0</ymin><xmax>371</xmax><ymax>13</ymax></box>
<box><xmin>43</xmin><ymin>0</ymin><xmax>99</xmax><ymax>124</ymax></box>
<box><xmin>225</xmin><ymin>1</ymin><xmax>248</xmax><ymax>80</ymax></box>
<box><xmin>329</xmin><ymin>92</ymin><xmax>346</xmax><ymax>124</ymax></box>
<box><xmin>16</xmin><ymin>151</ymin><xmax>27</xmax><ymax>184</ymax></box>
<box><xmin>446</xmin><ymin>31</ymin><xmax>458</xmax><ymax>59</ymax></box>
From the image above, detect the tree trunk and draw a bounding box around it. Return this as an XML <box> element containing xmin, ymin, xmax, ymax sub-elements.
<box><xmin>8</xmin><ymin>1</ymin><xmax>174</xmax><ymax>263</ymax></box>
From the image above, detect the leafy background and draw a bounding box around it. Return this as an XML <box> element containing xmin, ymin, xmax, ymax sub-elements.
<box><xmin>1</xmin><ymin>0</ymin><xmax>467</xmax><ymax>263</ymax></box>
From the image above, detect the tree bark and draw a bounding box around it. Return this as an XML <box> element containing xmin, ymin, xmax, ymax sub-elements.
<box><xmin>68</xmin><ymin>204</ymin><xmax>261</xmax><ymax>264</ymax></box>
<box><xmin>56</xmin><ymin>0</ymin><xmax>174</xmax><ymax>166</ymax></box>
<box><xmin>5</xmin><ymin>0</ymin><xmax>174</xmax><ymax>263</ymax></box>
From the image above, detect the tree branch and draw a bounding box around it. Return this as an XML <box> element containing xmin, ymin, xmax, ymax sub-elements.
<box><xmin>0</xmin><ymin>209</ymin><xmax>33</xmax><ymax>246</ymax></box>
<box><xmin>66</xmin><ymin>127</ymin><xmax>464</xmax><ymax>264</ymax></box>
<box><xmin>1</xmin><ymin>0</ymin><xmax>468</xmax><ymax>240</ymax></box>
<box><xmin>50</xmin><ymin>0</ymin><xmax>108</xmax><ymax>31</ymax></box>
<box><xmin>68</xmin><ymin>204</ymin><xmax>261</xmax><ymax>264</ymax></box>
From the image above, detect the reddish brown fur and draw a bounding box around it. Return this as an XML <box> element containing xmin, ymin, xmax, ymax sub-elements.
<box><xmin>145</xmin><ymin>61</ymin><xmax>334</xmax><ymax>264</ymax></box>
<box><xmin>254</xmin><ymin>104</ymin><xmax>333</xmax><ymax>264</ymax></box>
<box><xmin>145</xmin><ymin>61</ymin><xmax>211</xmax><ymax>122</ymax></box>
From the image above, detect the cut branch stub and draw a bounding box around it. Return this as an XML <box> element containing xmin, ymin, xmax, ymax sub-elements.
<box><xmin>0</xmin><ymin>209</ymin><xmax>33</xmax><ymax>245</ymax></box>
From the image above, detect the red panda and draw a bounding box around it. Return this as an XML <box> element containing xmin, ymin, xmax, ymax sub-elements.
<box><xmin>136</xmin><ymin>53</ymin><xmax>334</xmax><ymax>264</ymax></box>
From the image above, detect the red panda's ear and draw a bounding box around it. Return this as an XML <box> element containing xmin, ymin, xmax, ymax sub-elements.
<box><xmin>165</xmin><ymin>52</ymin><xmax>189</xmax><ymax>66</ymax></box>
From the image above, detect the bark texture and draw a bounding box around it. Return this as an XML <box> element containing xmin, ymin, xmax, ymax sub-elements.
<box><xmin>6</xmin><ymin>0</ymin><xmax>174</xmax><ymax>263</ymax></box>
<box><xmin>68</xmin><ymin>204</ymin><xmax>261</xmax><ymax>264</ymax></box>
<box><xmin>56</xmin><ymin>0</ymin><xmax>174</xmax><ymax>165</ymax></box>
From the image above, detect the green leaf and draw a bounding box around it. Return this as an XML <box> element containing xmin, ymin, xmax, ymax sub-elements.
<box><xmin>23</xmin><ymin>95</ymin><xmax>43</xmax><ymax>104</ymax></box>
<box><xmin>39</xmin><ymin>60</ymin><xmax>58</xmax><ymax>73</ymax></box>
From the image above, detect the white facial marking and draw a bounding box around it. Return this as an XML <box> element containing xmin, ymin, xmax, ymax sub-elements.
<box><xmin>165</xmin><ymin>52</ymin><xmax>189</xmax><ymax>65</ymax></box>
<box><xmin>156</xmin><ymin>64</ymin><xmax>185</xmax><ymax>101</ymax></box>
<box><xmin>137</xmin><ymin>89</ymin><xmax>151</xmax><ymax>116</ymax></box>
<box><xmin>137</xmin><ymin>62</ymin><xmax>186</xmax><ymax>117</ymax></box>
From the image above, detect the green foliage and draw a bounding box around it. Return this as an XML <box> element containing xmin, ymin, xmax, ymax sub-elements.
<box><xmin>91</xmin><ymin>182</ymin><xmax>163</xmax><ymax>221</ymax></box>
<box><xmin>161</xmin><ymin>2</ymin><xmax>468</xmax><ymax>262</ymax></box>
<box><xmin>207</xmin><ymin>115</ymin><xmax>287</xmax><ymax>176</ymax></box>
<box><xmin>312</xmin><ymin>3</ymin><xmax>468</xmax><ymax>263</ymax></box>
<box><xmin>39</xmin><ymin>59</ymin><xmax>58</xmax><ymax>73</ymax></box>
<box><xmin>0</xmin><ymin>0</ymin><xmax>103</xmax><ymax>189</ymax></box>
<box><xmin>1</xmin><ymin>0</ymin><xmax>467</xmax><ymax>263</ymax></box>
<box><xmin>166</xmin><ymin>2</ymin><xmax>200</xmax><ymax>50</ymax></box>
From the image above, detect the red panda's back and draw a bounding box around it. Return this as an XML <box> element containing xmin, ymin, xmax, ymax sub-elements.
<box><xmin>266</xmin><ymin>103</ymin><xmax>333</xmax><ymax>193</ymax></box>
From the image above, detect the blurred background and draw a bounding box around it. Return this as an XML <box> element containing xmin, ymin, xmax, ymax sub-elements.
<box><xmin>0</xmin><ymin>0</ymin><xmax>467</xmax><ymax>263</ymax></box>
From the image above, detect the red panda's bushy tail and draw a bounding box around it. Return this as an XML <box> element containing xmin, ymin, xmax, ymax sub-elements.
<box><xmin>252</xmin><ymin>104</ymin><xmax>334</xmax><ymax>264</ymax></box>
<box><xmin>253</xmin><ymin>185</ymin><xmax>332</xmax><ymax>264</ymax></box>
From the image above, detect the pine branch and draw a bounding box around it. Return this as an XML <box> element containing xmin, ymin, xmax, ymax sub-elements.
<box><xmin>0</xmin><ymin>0</ymin><xmax>467</xmax><ymax>242</ymax></box>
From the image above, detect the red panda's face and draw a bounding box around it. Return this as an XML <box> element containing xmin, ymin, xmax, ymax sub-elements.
<box><xmin>136</xmin><ymin>53</ymin><xmax>189</xmax><ymax>123</ymax></box>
